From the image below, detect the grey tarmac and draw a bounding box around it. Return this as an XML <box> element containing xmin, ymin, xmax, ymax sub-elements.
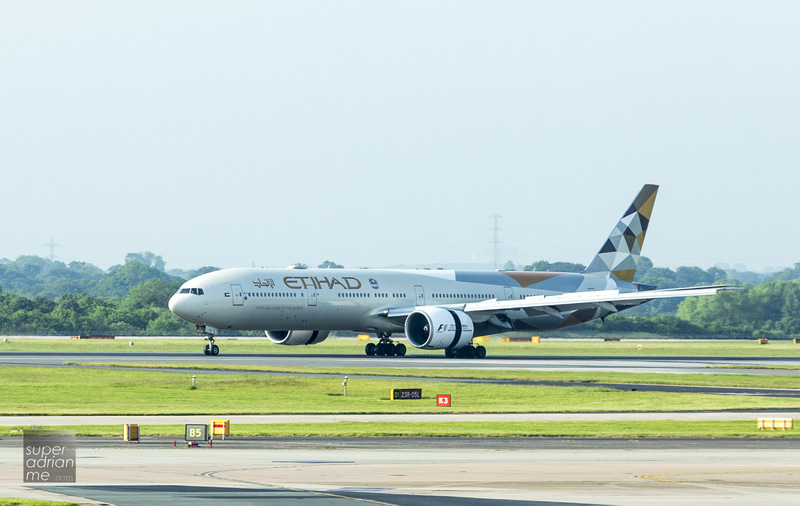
<box><xmin>1</xmin><ymin>437</ymin><xmax>799</xmax><ymax>506</ymax></box>
<box><xmin>2</xmin><ymin>351</ymin><xmax>800</xmax><ymax>505</ymax></box>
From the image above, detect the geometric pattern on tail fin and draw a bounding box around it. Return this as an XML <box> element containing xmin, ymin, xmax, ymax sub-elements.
<box><xmin>583</xmin><ymin>184</ymin><xmax>659</xmax><ymax>282</ymax></box>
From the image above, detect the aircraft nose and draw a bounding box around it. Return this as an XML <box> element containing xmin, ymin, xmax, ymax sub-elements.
<box><xmin>168</xmin><ymin>293</ymin><xmax>186</xmax><ymax>317</ymax></box>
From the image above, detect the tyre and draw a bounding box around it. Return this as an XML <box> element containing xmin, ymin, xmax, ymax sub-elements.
<box><xmin>395</xmin><ymin>343</ymin><xmax>407</xmax><ymax>356</ymax></box>
<box><xmin>475</xmin><ymin>345</ymin><xmax>487</xmax><ymax>359</ymax></box>
<box><xmin>386</xmin><ymin>343</ymin><xmax>396</xmax><ymax>356</ymax></box>
<box><xmin>465</xmin><ymin>346</ymin><xmax>476</xmax><ymax>359</ymax></box>
<box><xmin>365</xmin><ymin>342</ymin><xmax>376</xmax><ymax>356</ymax></box>
<box><xmin>203</xmin><ymin>345</ymin><xmax>211</xmax><ymax>356</ymax></box>
<box><xmin>445</xmin><ymin>348</ymin><xmax>456</xmax><ymax>358</ymax></box>
<box><xmin>211</xmin><ymin>344</ymin><xmax>220</xmax><ymax>356</ymax></box>
<box><xmin>376</xmin><ymin>343</ymin><xmax>386</xmax><ymax>356</ymax></box>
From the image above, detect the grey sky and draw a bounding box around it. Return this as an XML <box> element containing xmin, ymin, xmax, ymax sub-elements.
<box><xmin>2</xmin><ymin>1</ymin><xmax>798</xmax><ymax>273</ymax></box>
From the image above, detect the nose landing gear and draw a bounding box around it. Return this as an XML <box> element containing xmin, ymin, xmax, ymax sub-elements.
<box><xmin>365</xmin><ymin>333</ymin><xmax>407</xmax><ymax>357</ymax></box>
<box><xmin>203</xmin><ymin>338</ymin><xmax>219</xmax><ymax>356</ymax></box>
<box><xmin>196</xmin><ymin>325</ymin><xmax>220</xmax><ymax>356</ymax></box>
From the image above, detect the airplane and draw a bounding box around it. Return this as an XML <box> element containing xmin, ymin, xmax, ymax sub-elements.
<box><xmin>168</xmin><ymin>184</ymin><xmax>733</xmax><ymax>358</ymax></box>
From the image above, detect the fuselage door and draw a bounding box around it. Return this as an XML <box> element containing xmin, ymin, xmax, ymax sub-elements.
<box><xmin>414</xmin><ymin>285</ymin><xmax>425</xmax><ymax>306</ymax></box>
<box><xmin>504</xmin><ymin>286</ymin><xmax>514</xmax><ymax>300</ymax></box>
<box><xmin>230</xmin><ymin>284</ymin><xmax>244</xmax><ymax>306</ymax></box>
<box><xmin>308</xmin><ymin>290</ymin><xmax>317</xmax><ymax>306</ymax></box>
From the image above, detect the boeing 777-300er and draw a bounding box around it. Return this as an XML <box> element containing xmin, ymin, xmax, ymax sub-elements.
<box><xmin>169</xmin><ymin>184</ymin><xmax>732</xmax><ymax>358</ymax></box>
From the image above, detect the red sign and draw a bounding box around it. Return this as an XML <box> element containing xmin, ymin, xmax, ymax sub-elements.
<box><xmin>436</xmin><ymin>394</ymin><xmax>451</xmax><ymax>407</ymax></box>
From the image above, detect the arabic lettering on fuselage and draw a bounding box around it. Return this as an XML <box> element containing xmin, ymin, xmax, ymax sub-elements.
<box><xmin>251</xmin><ymin>276</ymin><xmax>365</xmax><ymax>290</ymax></box>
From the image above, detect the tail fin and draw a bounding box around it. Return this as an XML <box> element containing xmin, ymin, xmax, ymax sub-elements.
<box><xmin>583</xmin><ymin>184</ymin><xmax>659</xmax><ymax>282</ymax></box>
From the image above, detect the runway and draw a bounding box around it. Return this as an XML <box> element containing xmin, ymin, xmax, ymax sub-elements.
<box><xmin>1</xmin><ymin>437</ymin><xmax>799</xmax><ymax>505</ymax></box>
<box><xmin>2</xmin><ymin>351</ymin><xmax>800</xmax><ymax>504</ymax></box>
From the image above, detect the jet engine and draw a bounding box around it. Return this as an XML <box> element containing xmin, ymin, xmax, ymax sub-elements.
<box><xmin>404</xmin><ymin>308</ymin><xmax>474</xmax><ymax>350</ymax></box>
<box><xmin>265</xmin><ymin>330</ymin><xmax>329</xmax><ymax>346</ymax></box>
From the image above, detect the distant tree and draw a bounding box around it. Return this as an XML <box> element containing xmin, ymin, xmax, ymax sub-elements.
<box><xmin>125</xmin><ymin>252</ymin><xmax>166</xmax><ymax>272</ymax></box>
<box><xmin>188</xmin><ymin>266</ymin><xmax>220</xmax><ymax>278</ymax></box>
<box><xmin>502</xmin><ymin>261</ymin><xmax>516</xmax><ymax>271</ymax></box>
<box><xmin>124</xmin><ymin>278</ymin><xmax>181</xmax><ymax>309</ymax></box>
<box><xmin>769</xmin><ymin>262</ymin><xmax>800</xmax><ymax>282</ymax></box>
<box><xmin>318</xmin><ymin>260</ymin><xmax>344</xmax><ymax>269</ymax></box>
<box><xmin>94</xmin><ymin>260</ymin><xmax>180</xmax><ymax>298</ymax></box>
<box><xmin>523</xmin><ymin>260</ymin><xmax>585</xmax><ymax>273</ymax></box>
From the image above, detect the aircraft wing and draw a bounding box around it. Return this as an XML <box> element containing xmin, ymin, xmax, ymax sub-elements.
<box><xmin>462</xmin><ymin>285</ymin><xmax>736</xmax><ymax>322</ymax></box>
<box><xmin>380</xmin><ymin>285</ymin><xmax>735</xmax><ymax>325</ymax></box>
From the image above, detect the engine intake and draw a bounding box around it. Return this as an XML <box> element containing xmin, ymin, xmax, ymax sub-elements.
<box><xmin>405</xmin><ymin>308</ymin><xmax>474</xmax><ymax>350</ymax></box>
<box><xmin>266</xmin><ymin>330</ymin><xmax>329</xmax><ymax>346</ymax></box>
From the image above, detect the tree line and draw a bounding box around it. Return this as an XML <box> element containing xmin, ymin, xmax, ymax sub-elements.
<box><xmin>1</xmin><ymin>254</ymin><xmax>799</xmax><ymax>337</ymax></box>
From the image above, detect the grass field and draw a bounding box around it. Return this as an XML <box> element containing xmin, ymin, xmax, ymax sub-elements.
<box><xmin>2</xmin><ymin>338</ymin><xmax>799</xmax><ymax>438</ymax></box>
<box><xmin>82</xmin><ymin>361</ymin><xmax>800</xmax><ymax>389</ymax></box>
<box><xmin>0</xmin><ymin>500</ymin><xmax>77</xmax><ymax>506</ymax></box>
<box><xmin>2</xmin><ymin>366</ymin><xmax>799</xmax><ymax>416</ymax></box>
<box><xmin>1</xmin><ymin>420</ymin><xmax>795</xmax><ymax>439</ymax></box>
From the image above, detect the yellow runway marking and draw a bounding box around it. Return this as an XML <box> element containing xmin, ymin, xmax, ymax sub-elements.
<box><xmin>638</xmin><ymin>469</ymin><xmax>800</xmax><ymax>486</ymax></box>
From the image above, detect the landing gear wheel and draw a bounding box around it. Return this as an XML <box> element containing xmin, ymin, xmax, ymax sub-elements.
<box><xmin>465</xmin><ymin>346</ymin><xmax>477</xmax><ymax>359</ymax></box>
<box><xmin>445</xmin><ymin>348</ymin><xmax>456</xmax><ymax>358</ymax></box>
<box><xmin>475</xmin><ymin>345</ymin><xmax>486</xmax><ymax>359</ymax></box>
<box><xmin>369</xmin><ymin>333</ymin><xmax>406</xmax><ymax>358</ymax></box>
<box><xmin>203</xmin><ymin>335</ymin><xmax>218</xmax><ymax>356</ymax></box>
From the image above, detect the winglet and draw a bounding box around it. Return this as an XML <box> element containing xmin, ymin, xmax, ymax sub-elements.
<box><xmin>583</xmin><ymin>184</ymin><xmax>659</xmax><ymax>282</ymax></box>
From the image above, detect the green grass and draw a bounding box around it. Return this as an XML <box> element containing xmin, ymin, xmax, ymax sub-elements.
<box><xmin>80</xmin><ymin>361</ymin><xmax>800</xmax><ymax>390</ymax></box>
<box><xmin>0</xmin><ymin>420</ymin><xmax>796</xmax><ymax>438</ymax></box>
<box><xmin>2</xmin><ymin>336</ymin><xmax>800</xmax><ymax>356</ymax></box>
<box><xmin>1</xmin><ymin>366</ymin><xmax>799</xmax><ymax>416</ymax></box>
<box><xmin>0</xmin><ymin>500</ymin><xmax>78</xmax><ymax>506</ymax></box>
<box><xmin>3</xmin><ymin>338</ymin><xmax>799</xmax><ymax>438</ymax></box>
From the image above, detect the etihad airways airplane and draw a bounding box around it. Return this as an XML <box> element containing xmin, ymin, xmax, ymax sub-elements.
<box><xmin>169</xmin><ymin>184</ymin><xmax>732</xmax><ymax>358</ymax></box>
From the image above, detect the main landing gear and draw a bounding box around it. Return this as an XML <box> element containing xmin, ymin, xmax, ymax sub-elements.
<box><xmin>365</xmin><ymin>333</ymin><xmax>407</xmax><ymax>357</ymax></box>
<box><xmin>444</xmin><ymin>344</ymin><xmax>486</xmax><ymax>359</ymax></box>
<box><xmin>203</xmin><ymin>335</ymin><xmax>219</xmax><ymax>356</ymax></box>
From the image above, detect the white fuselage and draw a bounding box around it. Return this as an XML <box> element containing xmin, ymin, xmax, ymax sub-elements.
<box><xmin>168</xmin><ymin>267</ymin><xmax>619</xmax><ymax>335</ymax></box>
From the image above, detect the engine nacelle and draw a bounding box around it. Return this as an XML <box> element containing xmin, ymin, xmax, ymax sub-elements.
<box><xmin>265</xmin><ymin>330</ymin><xmax>329</xmax><ymax>346</ymax></box>
<box><xmin>405</xmin><ymin>308</ymin><xmax>474</xmax><ymax>350</ymax></box>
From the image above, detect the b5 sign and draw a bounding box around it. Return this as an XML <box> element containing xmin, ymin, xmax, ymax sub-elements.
<box><xmin>436</xmin><ymin>394</ymin><xmax>451</xmax><ymax>407</ymax></box>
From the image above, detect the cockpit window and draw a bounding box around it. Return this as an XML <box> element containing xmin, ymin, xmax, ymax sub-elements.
<box><xmin>180</xmin><ymin>288</ymin><xmax>205</xmax><ymax>295</ymax></box>
<box><xmin>180</xmin><ymin>288</ymin><xmax>190</xmax><ymax>294</ymax></box>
